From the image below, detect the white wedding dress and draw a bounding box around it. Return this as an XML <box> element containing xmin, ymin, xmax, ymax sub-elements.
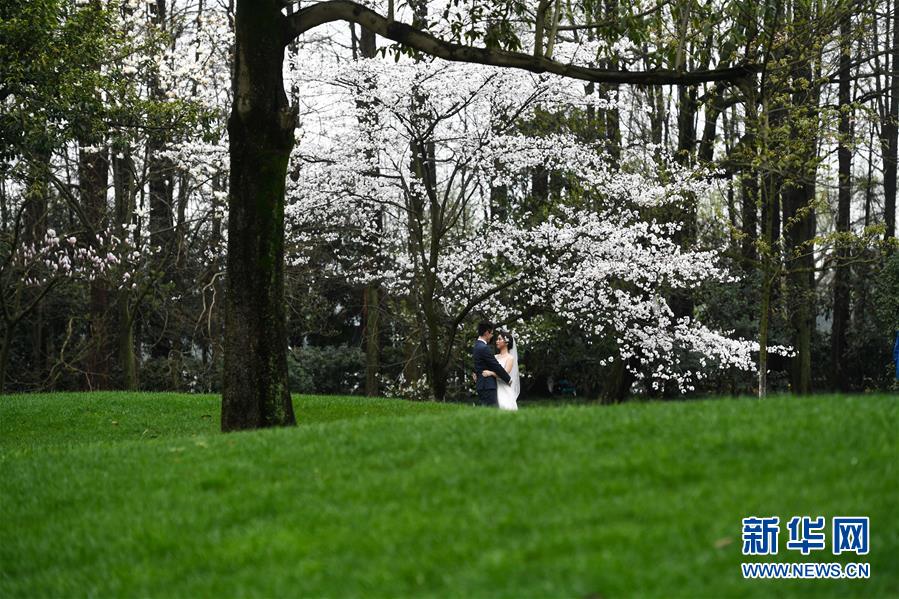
<box><xmin>496</xmin><ymin>349</ymin><xmax>520</xmax><ymax>411</ymax></box>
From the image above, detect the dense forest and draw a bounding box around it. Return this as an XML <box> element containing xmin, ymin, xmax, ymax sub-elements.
<box><xmin>1</xmin><ymin>0</ymin><xmax>897</xmax><ymax>405</ymax></box>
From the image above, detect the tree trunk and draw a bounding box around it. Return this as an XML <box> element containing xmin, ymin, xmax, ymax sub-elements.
<box><xmin>148</xmin><ymin>0</ymin><xmax>176</xmax><ymax>362</ymax></box>
<box><xmin>0</xmin><ymin>325</ymin><xmax>12</xmax><ymax>395</ymax></box>
<box><xmin>782</xmin><ymin>172</ymin><xmax>816</xmax><ymax>396</ymax></box>
<box><xmin>531</xmin><ymin>166</ymin><xmax>549</xmax><ymax>207</ymax></box>
<box><xmin>24</xmin><ymin>144</ymin><xmax>50</xmax><ymax>382</ymax></box>
<box><xmin>358</xmin><ymin>25</ymin><xmax>381</xmax><ymax>397</ymax></box>
<box><xmin>698</xmin><ymin>84</ymin><xmax>724</xmax><ymax>164</ymax></box>
<box><xmin>757</xmin><ymin>270</ymin><xmax>773</xmax><ymax>398</ymax></box>
<box><xmin>79</xmin><ymin>143</ymin><xmax>111</xmax><ymax>390</ymax></box>
<box><xmin>221</xmin><ymin>1</ymin><xmax>297</xmax><ymax>430</ymax></box>
<box><xmin>363</xmin><ymin>284</ymin><xmax>380</xmax><ymax>396</ymax></box>
<box><xmin>756</xmin><ymin>79</ymin><xmax>776</xmax><ymax>398</ymax></box>
<box><xmin>603</xmin><ymin>0</ymin><xmax>621</xmax><ymax>164</ymax></box>
<box><xmin>113</xmin><ymin>149</ymin><xmax>138</xmax><ymax>390</ymax></box>
<box><xmin>883</xmin><ymin>0</ymin><xmax>898</xmax><ymax>240</ymax></box>
<box><xmin>782</xmin><ymin>3</ymin><xmax>820</xmax><ymax>396</ymax></box>
<box><xmin>740</xmin><ymin>171</ymin><xmax>759</xmax><ymax>265</ymax></box>
<box><xmin>405</xmin><ymin>0</ymin><xmax>449</xmax><ymax>402</ymax></box>
<box><xmin>740</xmin><ymin>89</ymin><xmax>760</xmax><ymax>267</ymax></box>
<box><xmin>118</xmin><ymin>303</ymin><xmax>137</xmax><ymax>390</ymax></box>
<box><xmin>601</xmin><ymin>353</ymin><xmax>634</xmax><ymax>403</ymax></box>
<box><xmin>670</xmin><ymin>81</ymin><xmax>699</xmax><ymax>330</ymax></box>
<box><xmin>831</xmin><ymin>11</ymin><xmax>852</xmax><ymax>391</ymax></box>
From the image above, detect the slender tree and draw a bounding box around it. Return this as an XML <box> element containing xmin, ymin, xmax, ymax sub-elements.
<box><xmin>832</xmin><ymin>7</ymin><xmax>853</xmax><ymax>391</ymax></box>
<box><xmin>356</xmin><ymin>25</ymin><xmax>382</xmax><ymax>397</ymax></box>
<box><xmin>882</xmin><ymin>0</ymin><xmax>898</xmax><ymax>240</ymax></box>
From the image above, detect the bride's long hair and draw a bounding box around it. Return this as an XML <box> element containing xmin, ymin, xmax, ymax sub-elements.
<box><xmin>495</xmin><ymin>330</ymin><xmax>520</xmax><ymax>398</ymax></box>
<box><xmin>496</xmin><ymin>330</ymin><xmax>514</xmax><ymax>352</ymax></box>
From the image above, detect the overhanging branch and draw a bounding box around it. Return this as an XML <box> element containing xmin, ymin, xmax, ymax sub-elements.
<box><xmin>286</xmin><ymin>1</ymin><xmax>759</xmax><ymax>85</ymax></box>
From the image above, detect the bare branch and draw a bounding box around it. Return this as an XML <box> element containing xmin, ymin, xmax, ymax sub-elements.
<box><xmin>285</xmin><ymin>1</ymin><xmax>758</xmax><ymax>85</ymax></box>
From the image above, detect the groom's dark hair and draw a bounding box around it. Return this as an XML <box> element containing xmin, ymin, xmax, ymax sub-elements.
<box><xmin>477</xmin><ymin>321</ymin><xmax>494</xmax><ymax>337</ymax></box>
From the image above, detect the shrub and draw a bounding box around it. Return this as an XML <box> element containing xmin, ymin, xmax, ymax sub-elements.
<box><xmin>288</xmin><ymin>345</ymin><xmax>365</xmax><ymax>394</ymax></box>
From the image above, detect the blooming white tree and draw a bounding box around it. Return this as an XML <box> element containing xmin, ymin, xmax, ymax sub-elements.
<box><xmin>285</xmin><ymin>52</ymin><xmax>785</xmax><ymax>399</ymax></box>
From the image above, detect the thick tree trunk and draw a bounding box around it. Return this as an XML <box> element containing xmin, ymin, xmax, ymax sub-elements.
<box><xmin>782</xmin><ymin>178</ymin><xmax>816</xmax><ymax>395</ymax></box>
<box><xmin>113</xmin><ymin>150</ymin><xmax>138</xmax><ymax>390</ymax></box>
<box><xmin>831</xmin><ymin>12</ymin><xmax>852</xmax><ymax>391</ymax></box>
<box><xmin>221</xmin><ymin>1</ymin><xmax>297</xmax><ymax>430</ymax></box>
<box><xmin>79</xmin><ymin>144</ymin><xmax>111</xmax><ymax>390</ymax></box>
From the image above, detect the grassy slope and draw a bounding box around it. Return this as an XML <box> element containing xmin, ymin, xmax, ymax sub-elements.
<box><xmin>0</xmin><ymin>392</ymin><xmax>896</xmax><ymax>598</ymax></box>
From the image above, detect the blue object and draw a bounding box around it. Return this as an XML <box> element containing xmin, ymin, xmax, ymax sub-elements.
<box><xmin>742</xmin><ymin>516</ymin><xmax>780</xmax><ymax>556</ymax></box>
<box><xmin>786</xmin><ymin>516</ymin><xmax>826</xmax><ymax>555</ymax></box>
<box><xmin>894</xmin><ymin>332</ymin><xmax>899</xmax><ymax>380</ymax></box>
<box><xmin>833</xmin><ymin>517</ymin><xmax>870</xmax><ymax>556</ymax></box>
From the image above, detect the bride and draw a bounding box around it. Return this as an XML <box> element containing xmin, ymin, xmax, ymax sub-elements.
<box><xmin>482</xmin><ymin>330</ymin><xmax>520</xmax><ymax>410</ymax></box>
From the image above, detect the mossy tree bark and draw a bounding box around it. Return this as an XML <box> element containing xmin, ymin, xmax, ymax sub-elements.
<box><xmin>221</xmin><ymin>1</ymin><xmax>297</xmax><ymax>430</ymax></box>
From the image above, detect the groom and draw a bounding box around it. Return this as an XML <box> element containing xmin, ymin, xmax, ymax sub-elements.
<box><xmin>472</xmin><ymin>321</ymin><xmax>512</xmax><ymax>407</ymax></box>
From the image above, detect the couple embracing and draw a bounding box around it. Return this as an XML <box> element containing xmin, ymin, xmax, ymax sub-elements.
<box><xmin>472</xmin><ymin>321</ymin><xmax>520</xmax><ymax>411</ymax></box>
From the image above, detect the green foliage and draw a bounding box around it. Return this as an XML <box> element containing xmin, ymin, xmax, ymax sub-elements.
<box><xmin>0</xmin><ymin>0</ymin><xmax>214</xmax><ymax>162</ymax></box>
<box><xmin>139</xmin><ymin>355</ymin><xmax>222</xmax><ymax>394</ymax></box>
<box><xmin>288</xmin><ymin>345</ymin><xmax>366</xmax><ymax>395</ymax></box>
<box><xmin>0</xmin><ymin>392</ymin><xmax>896</xmax><ymax>597</ymax></box>
<box><xmin>0</xmin><ymin>0</ymin><xmax>111</xmax><ymax>156</ymax></box>
<box><xmin>813</xmin><ymin>249</ymin><xmax>899</xmax><ymax>392</ymax></box>
<box><xmin>873</xmin><ymin>252</ymin><xmax>899</xmax><ymax>332</ymax></box>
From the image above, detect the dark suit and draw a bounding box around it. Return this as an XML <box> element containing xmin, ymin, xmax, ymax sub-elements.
<box><xmin>473</xmin><ymin>339</ymin><xmax>512</xmax><ymax>407</ymax></box>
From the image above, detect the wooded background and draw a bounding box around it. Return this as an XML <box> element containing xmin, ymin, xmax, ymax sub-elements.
<box><xmin>1</xmin><ymin>0</ymin><xmax>897</xmax><ymax>400</ymax></box>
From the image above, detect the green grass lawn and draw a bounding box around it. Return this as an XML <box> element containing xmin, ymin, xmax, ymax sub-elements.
<box><xmin>1</xmin><ymin>392</ymin><xmax>896</xmax><ymax>598</ymax></box>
